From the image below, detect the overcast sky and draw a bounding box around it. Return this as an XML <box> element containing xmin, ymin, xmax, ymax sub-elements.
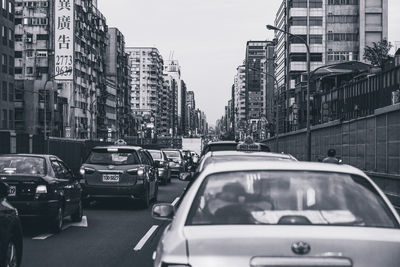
<box><xmin>98</xmin><ymin>0</ymin><xmax>400</xmax><ymax>126</ymax></box>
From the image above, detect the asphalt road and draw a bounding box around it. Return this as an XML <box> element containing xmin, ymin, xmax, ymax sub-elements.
<box><xmin>21</xmin><ymin>179</ymin><xmax>187</xmax><ymax>267</ymax></box>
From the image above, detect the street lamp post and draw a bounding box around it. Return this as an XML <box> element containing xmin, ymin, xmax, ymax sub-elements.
<box><xmin>43</xmin><ymin>69</ymin><xmax>72</xmax><ymax>153</ymax></box>
<box><xmin>266</xmin><ymin>24</ymin><xmax>311</xmax><ymax>161</ymax></box>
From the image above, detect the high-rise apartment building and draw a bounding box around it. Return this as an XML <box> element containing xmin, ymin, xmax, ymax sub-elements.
<box><xmin>164</xmin><ymin>60</ymin><xmax>182</xmax><ymax>133</ymax></box>
<box><xmin>127</xmin><ymin>47</ymin><xmax>164</xmax><ymax>134</ymax></box>
<box><xmin>0</xmin><ymin>0</ymin><xmax>14</xmax><ymax>130</ymax></box>
<box><xmin>274</xmin><ymin>0</ymin><xmax>388</xmax><ymax>132</ymax></box>
<box><xmin>14</xmin><ymin>0</ymin><xmax>108</xmax><ymax>139</ymax></box>
<box><xmin>181</xmin><ymin>80</ymin><xmax>187</xmax><ymax>135</ymax></box>
<box><xmin>106</xmin><ymin>27</ymin><xmax>132</xmax><ymax>138</ymax></box>
<box><xmin>234</xmin><ymin>65</ymin><xmax>246</xmax><ymax>137</ymax></box>
<box><xmin>159</xmin><ymin>73</ymin><xmax>178</xmax><ymax>137</ymax></box>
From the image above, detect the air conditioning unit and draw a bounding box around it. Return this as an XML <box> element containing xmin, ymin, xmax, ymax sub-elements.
<box><xmin>26</xmin><ymin>37</ymin><xmax>32</xmax><ymax>43</ymax></box>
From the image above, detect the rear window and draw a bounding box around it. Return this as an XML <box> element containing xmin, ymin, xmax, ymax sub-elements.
<box><xmin>163</xmin><ymin>151</ymin><xmax>181</xmax><ymax>159</ymax></box>
<box><xmin>149</xmin><ymin>151</ymin><xmax>162</xmax><ymax>160</ymax></box>
<box><xmin>187</xmin><ymin>171</ymin><xmax>398</xmax><ymax>229</ymax></box>
<box><xmin>0</xmin><ymin>156</ymin><xmax>46</xmax><ymax>175</ymax></box>
<box><xmin>86</xmin><ymin>149</ymin><xmax>140</xmax><ymax>165</ymax></box>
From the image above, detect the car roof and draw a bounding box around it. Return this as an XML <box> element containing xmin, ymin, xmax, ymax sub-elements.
<box><xmin>0</xmin><ymin>154</ymin><xmax>53</xmax><ymax>159</ymax></box>
<box><xmin>201</xmin><ymin>160</ymin><xmax>367</xmax><ymax>178</ymax></box>
<box><xmin>208</xmin><ymin>151</ymin><xmax>295</xmax><ymax>160</ymax></box>
<box><xmin>92</xmin><ymin>145</ymin><xmax>142</xmax><ymax>151</ymax></box>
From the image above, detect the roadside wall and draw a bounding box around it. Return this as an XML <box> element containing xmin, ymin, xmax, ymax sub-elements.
<box><xmin>262</xmin><ymin>104</ymin><xmax>400</xmax><ymax>206</ymax></box>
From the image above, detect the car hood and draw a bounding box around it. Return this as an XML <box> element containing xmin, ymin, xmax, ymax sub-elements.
<box><xmin>183</xmin><ymin>225</ymin><xmax>400</xmax><ymax>267</ymax></box>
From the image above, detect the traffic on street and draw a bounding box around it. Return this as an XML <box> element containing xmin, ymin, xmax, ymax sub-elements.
<box><xmin>1</xmin><ymin>0</ymin><xmax>400</xmax><ymax>266</ymax></box>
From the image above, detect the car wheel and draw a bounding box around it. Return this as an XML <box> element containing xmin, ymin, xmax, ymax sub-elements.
<box><xmin>3</xmin><ymin>236</ymin><xmax>19</xmax><ymax>267</ymax></box>
<box><xmin>141</xmin><ymin>187</ymin><xmax>150</xmax><ymax>209</ymax></box>
<box><xmin>51</xmin><ymin>205</ymin><xmax>64</xmax><ymax>233</ymax></box>
<box><xmin>153</xmin><ymin>183</ymin><xmax>159</xmax><ymax>202</ymax></box>
<box><xmin>71</xmin><ymin>200</ymin><xmax>83</xmax><ymax>222</ymax></box>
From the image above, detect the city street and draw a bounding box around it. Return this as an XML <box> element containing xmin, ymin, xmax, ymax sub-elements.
<box><xmin>20</xmin><ymin>180</ymin><xmax>187</xmax><ymax>267</ymax></box>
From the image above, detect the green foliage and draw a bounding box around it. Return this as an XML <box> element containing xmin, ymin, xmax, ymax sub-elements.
<box><xmin>363</xmin><ymin>39</ymin><xmax>393</xmax><ymax>68</ymax></box>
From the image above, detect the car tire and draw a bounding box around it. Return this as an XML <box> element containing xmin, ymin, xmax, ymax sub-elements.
<box><xmin>1</xmin><ymin>235</ymin><xmax>20</xmax><ymax>267</ymax></box>
<box><xmin>153</xmin><ymin>183</ymin><xmax>159</xmax><ymax>202</ymax></box>
<box><xmin>51</xmin><ymin>205</ymin><xmax>64</xmax><ymax>233</ymax></box>
<box><xmin>141</xmin><ymin>187</ymin><xmax>150</xmax><ymax>209</ymax></box>
<box><xmin>71</xmin><ymin>200</ymin><xmax>83</xmax><ymax>222</ymax></box>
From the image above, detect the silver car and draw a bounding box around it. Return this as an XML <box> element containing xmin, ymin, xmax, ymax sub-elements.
<box><xmin>152</xmin><ymin>161</ymin><xmax>400</xmax><ymax>267</ymax></box>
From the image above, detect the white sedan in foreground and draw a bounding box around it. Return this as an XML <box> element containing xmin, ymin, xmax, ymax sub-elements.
<box><xmin>152</xmin><ymin>161</ymin><xmax>400</xmax><ymax>267</ymax></box>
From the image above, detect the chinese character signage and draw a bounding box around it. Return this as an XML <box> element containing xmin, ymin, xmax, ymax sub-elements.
<box><xmin>54</xmin><ymin>0</ymin><xmax>74</xmax><ymax>80</ymax></box>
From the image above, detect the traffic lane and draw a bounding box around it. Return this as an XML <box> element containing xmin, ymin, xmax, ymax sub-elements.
<box><xmin>21</xmin><ymin>179</ymin><xmax>187</xmax><ymax>267</ymax></box>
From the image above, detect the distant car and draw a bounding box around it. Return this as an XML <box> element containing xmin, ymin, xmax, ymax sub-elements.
<box><xmin>0</xmin><ymin>154</ymin><xmax>83</xmax><ymax>233</ymax></box>
<box><xmin>80</xmin><ymin>146</ymin><xmax>158</xmax><ymax>208</ymax></box>
<box><xmin>201</xmin><ymin>139</ymin><xmax>270</xmax><ymax>156</ymax></box>
<box><xmin>148</xmin><ymin>150</ymin><xmax>171</xmax><ymax>185</ymax></box>
<box><xmin>162</xmin><ymin>149</ymin><xmax>185</xmax><ymax>178</ymax></box>
<box><xmin>152</xmin><ymin>161</ymin><xmax>400</xmax><ymax>267</ymax></box>
<box><xmin>0</xmin><ymin>182</ymin><xmax>23</xmax><ymax>267</ymax></box>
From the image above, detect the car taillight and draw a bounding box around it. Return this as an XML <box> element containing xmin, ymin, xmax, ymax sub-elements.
<box><xmin>36</xmin><ymin>185</ymin><xmax>47</xmax><ymax>194</ymax></box>
<box><xmin>80</xmin><ymin>167</ymin><xmax>95</xmax><ymax>176</ymax></box>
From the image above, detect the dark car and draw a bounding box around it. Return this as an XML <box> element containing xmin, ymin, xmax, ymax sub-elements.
<box><xmin>162</xmin><ymin>149</ymin><xmax>185</xmax><ymax>178</ymax></box>
<box><xmin>148</xmin><ymin>150</ymin><xmax>171</xmax><ymax>185</ymax></box>
<box><xmin>0</xmin><ymin>154</ymin><xmax>83</xmax><ymax>233</ymax></box>
<box><xmin>0</xmin><ymin>182</ymin><xmax>23</xmax><ymax>267</ymax></box>
<box><xmin>80</xmin><ymin>146</ymin><xmax>158</xmax><ymax>208</ymax></box>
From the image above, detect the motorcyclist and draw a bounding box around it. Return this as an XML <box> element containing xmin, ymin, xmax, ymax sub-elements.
<box><xmin>322</xmin><ymin>148</ymin><xmax>340</xmax><ymax>164</ymax></box>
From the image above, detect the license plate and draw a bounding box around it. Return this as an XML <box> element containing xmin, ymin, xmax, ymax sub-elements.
<box><xmin>8</xmin><ymin>186</ymin><xmax>16</xmax><ymax>197</ymax></box>
<box><xmin>102</xmin><ymin>174</ymin><xmax>119</xmax><ymax>182</ymax></box>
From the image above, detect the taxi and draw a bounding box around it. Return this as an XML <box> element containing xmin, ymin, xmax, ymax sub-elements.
<box><xmin>152</xmin><ymin>161</ymin><xmax>400</xmax><ymax>267</ymax></box>
<box><xmin>200</xmin><ymin>137</ymin><xmax>270</xmax><ymax>157</ymax></box>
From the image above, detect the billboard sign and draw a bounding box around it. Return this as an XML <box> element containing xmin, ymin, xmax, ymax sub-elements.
<box><xmin>54</xmin><ymin>0</ymin><xmax>74</xmax><ymax>80</ymax></box>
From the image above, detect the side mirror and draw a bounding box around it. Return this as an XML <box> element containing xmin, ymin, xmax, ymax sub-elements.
<box><xmin>0</xmin><ymin>182</ymin><xmax>9</xmax><ymax>199</ymax></box>
<box><xmin>152</xmin><ymin>203</ymin><xmax>175</xmax><ymax>221</ymax></box>
<box><xmin>179</xmin><ymin>172</ymin><xmax>192</xmax><ymax>181</ymax></box>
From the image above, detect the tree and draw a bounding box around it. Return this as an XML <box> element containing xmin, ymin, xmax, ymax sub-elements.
<box><xmin>363</xmin><ymin>39</ymin><xmax>393</xmax><ymax>68</ymax></box>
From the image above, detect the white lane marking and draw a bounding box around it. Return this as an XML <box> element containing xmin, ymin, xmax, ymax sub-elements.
<box><xmin>133</xmin><ymin>225</ymin><xmax>159</xmax><ymax>251</ymax></box>
<box><xmin>171</xmin><ymin>197</ymin><xmax>180</xmax><ymax>206</ymax></box>
<box><xmin>32</xmin><ymin>233</ymin><xmax>53</xmax><ymax>240</ymax></box>
<box><xmin>32</xmin><ymin>216</ymin><xmax>88</xmax><ymax>240</ymax></box>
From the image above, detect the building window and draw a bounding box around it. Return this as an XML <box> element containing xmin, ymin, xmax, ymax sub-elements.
<box><xmin>291</xmin><ymin>17</ymin><xmax>307</xmax><ymax>26</ymax></box>
<box><xmin>1</xmin><ymin>0</ymin><xmax>5</xmax><ymax>10</ymax></box>
<box><xmin>8</xmin><ymin>110</ymin><xmax>13</xmax><ymax>129</ymax></box>
<box><xmin>327</xmin><ymin>15</ymin><xmax>358</xmax><ymax>24</ymax></box>
<box><xmin>291</xmin><ymin>0</ymin><xmax>307</xmax><ymax>8</ymax></box>
<box><xmin>8</xmin><ymin>83</ymin><xmax>13</xmax><ymax>101</ymax></box>
<box><xmin>328</xmin><ymin>0</ymin><xmax>358</xmax><ymax>5</ymax></box>
<box><xmin>14</xmin><ymin>67</ymin><xmax>22</xmax><ymax>74</ymax></box>
<box><xmin>327</xmin><ymin>51</ymin><xmax>359</xmax><ymax>61</ymax></box>
<box><xmin>2</xmin><ymin>54</ymin><xmax>7</xmax><ymax>73</ymax></box>
<box><xmin>309</xmin><ymin>17</ymin><xmax>323</xmax><ymax>26</ymax></box>
<box><xmin>327</xmin><ymin>33</ymin><xmax>359</xmax><ymax>41</ymax></box>
<box><xmin>310</xmin><ymin>35</ymin><xmax>323</xmax><ymax>44</ymax></box>
<box><xmin>310</xmin><ymin>0</ymin><xmax>323</xmax><ymax>8</ymax></box>
<box><xmin>2</xmin><ymin>109</ymin><xmax>7</xmax><ymax>129</ymax></box>
<box><xmin>2</xmin><ymin>82</ymin><xmax>7</xmax><ymax>100</ymax></box>
<box><xmin>26</xmin><ymin>67</ymin><xmax>33</xmax><ymax>75</ymax></box>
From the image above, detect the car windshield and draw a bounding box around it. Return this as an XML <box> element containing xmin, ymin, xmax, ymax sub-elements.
<box><xmin>149</xmin><ymin>151</ymin><xmax>162</xmax><ymax>160</ymax></box>
<box><xmin>86</xmin><ymin>150</ymin><xmax>140</xmax><ymax>165</ymax></box>
<box><xmin>187</xmin><ymin>171</ymin><xmax>398</xmax><ymax>228</ymax></box>
<box><xmin>163</xmin><ymin>151</ymin><xmax>181</xmax><ymax>159</ymax></box>
<box><xmin>0</xmin><ymin>156</ymin><xmax>46</xmax><ymax>175</ymax></box>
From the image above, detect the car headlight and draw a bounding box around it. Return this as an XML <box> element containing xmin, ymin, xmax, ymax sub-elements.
<box><xmin>79</xmin><ymin>167</ymin><xmax>85</xmax><ymax>176</ymax></box>
<box><xmin>36</xmin><ymin>185</ymin><xmax>47</xmax><ymax>194</ymax></box>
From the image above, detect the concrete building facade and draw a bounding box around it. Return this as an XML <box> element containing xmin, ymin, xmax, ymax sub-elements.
<box><xmin>233</xmin><ymin>65</ymin><xmax>246</xmax><ymax>138</ymax></box>
<box><xmin>14</xmin><ymin>0</ymin><xmax>108</xmax><ymax>139</ymax></box>
<box><xmin>274</xmin><ymin>0</ymin><xmax>388</xmax><ymax>133</ymax></box>
<box><xmin>127</xmin><ymin>47</ymin><xmax>164</xmax><ymax>136</ymax></box>
<box><xmin>106</xmin><ymin>27</ymin><xmax>132</xmax><ymax>138</ymax></box>
<box><xmin>0</xmin><ymin>0</ymin><xmax>14</xmax><ymax>130</ymax></box>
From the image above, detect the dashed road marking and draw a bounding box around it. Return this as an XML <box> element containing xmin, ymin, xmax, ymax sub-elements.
<box><xmin>133</xmin><ymin>225</ymin><xmax>159</xmax><ymax>251</ymax></box>
<box><xmin>32</xmin><ymin>216</ymin><xmax>88</xmax><ymax>240</ymax></box>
